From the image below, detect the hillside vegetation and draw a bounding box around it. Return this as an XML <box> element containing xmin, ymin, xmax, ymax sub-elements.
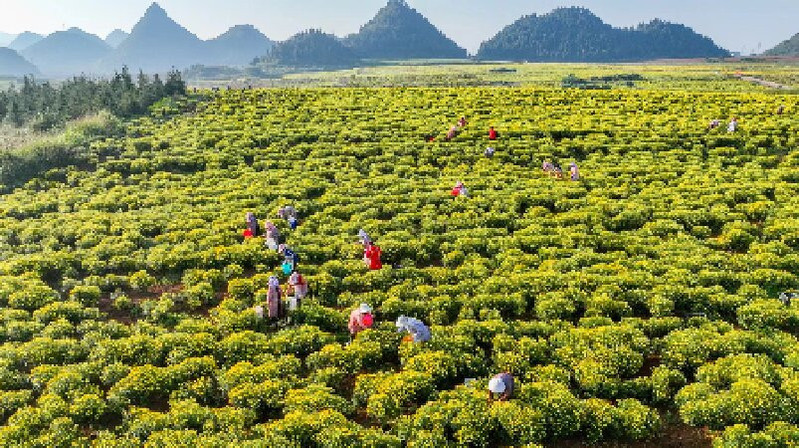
<box><xmin>764</xmin><ymin>32</ymin><xmax>799</xmax><ymax>56</ymax></box>
<box><xmin>0</xmin><ymin>75</ymin><xmax>797</xmax><ymax>446</ymax></box>
<box><xmin>261</xmin><ymin>30</ymin><xmax>359</xmax><ymax>69</ymax></box>
<box><xmin>478</xmin><ymin>7</ymin><xmax>730</xmax><ymax>62</ymax></box>
<box><xmin>344</xmin><ymin>0</ymin><xmax>467</xmax><ymax>60</ymax></box>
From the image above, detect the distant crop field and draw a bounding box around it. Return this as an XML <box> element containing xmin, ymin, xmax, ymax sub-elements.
<box><xmin>190</xmin><ymin>60</ymin><xmax>799</xmax><ymax>92</ymax></box>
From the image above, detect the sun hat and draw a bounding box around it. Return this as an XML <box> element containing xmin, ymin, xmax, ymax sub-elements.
<box><xmin>359</xmin><ymin>303</ymin><xmax>372</xmax><ymax>314</ymax></box>
<box><xmin>488</xmin><ymin>377</ymin><xmax>506</xmax><ymax>394</ymax></box>
<box><xmin>396</xmin><ymin>315</ymin><xmax>408</xmax><ymax>328</ymax></box>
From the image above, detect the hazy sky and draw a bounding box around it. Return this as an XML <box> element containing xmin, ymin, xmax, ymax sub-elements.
<box><xmin>1</xmin><ymin>0</ymin><xmax>796</xmax><ymax>54</ymax></box>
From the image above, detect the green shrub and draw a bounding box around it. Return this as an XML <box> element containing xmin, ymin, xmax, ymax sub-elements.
<box><xmin>69</xmin><ymin>285</ymin><xmax>102</xmax><ymax>307</ymax></box>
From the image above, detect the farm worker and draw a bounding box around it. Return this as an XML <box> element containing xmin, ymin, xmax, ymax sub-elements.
<box><xmin>488</xmin><ymin>372</ymin><xmax>515</xmax><ymax>402</ymax></box>
<box><xmin>243</xmin><ymin>228</ymin><xmax>254</xmax><ymax>239</ymax></box>
<box><xmin>264</xmin><ymin>221</ymin><xmax>280</xmax><ymax>240</ymax></box>
<box><xmin>348</xmin><ymin>303</ymin><xmax>374</xmax><ymax>338</ymax></box>
<box><xmin>279</xmin><ymin>206</ymin><xmax>299</xmax><ymax>228</ymax></box>
<box><xmin>424</xmin><ymin>134</ymin><xmax>436</xmax><ymax>143</ymax></box>
<box><xmin>727</xmin><ymin>117</ymin><xmax>738</xmax><ymax>133</ymax></box>
<box><xmin>267</xmin><ymin>276</ymin><xmax>282</xmax><ymax>319</ymax></box>
<box><xmin>777</xmin><ymin>105</ymin><xmax>785</xmax><ymax>115</ymax></box>
<box><xmin>488</xmin><ymin>126</ymin><xmax>499</xmax><ymax>140</ymax></box>
<box><xmin>288</xmin><ymin>271</ymin><xmax>308</xmax><ymax>300</ymax></box>
<box><xmin>484</xmin><ymin>147</ymin><xmax>495</xmax><ymax>158</ymax></box>
<box><xmin>358</xmin><ymin>229</ymin><xmax>372</xmax><ymax>247</ymax></box>
<box><xmin>278</xmin><ymin>206</ymin><xmax>299</xmax><ymax>230</ymax></box>
<box><xmin>278</xmin><ymin>205</ymin><xmax>298</xmax><ymax>221</ymax></box>
<box><xmin>708</xmin><ymin>119</ymin><xmax>721</xmax><ymax>130</ymax></box>
<box><xmin>280</xmin><ymin>245</ymin><xmax>299</xmax><ymax>272</ymax></box>
<box><xmin>542</xmin><ymin>161</ymin><xmax>554</xmax><ymax>174</ymax></box>
<box><xmin>364</xmin><ymin>243</ymin><xmax>383</xmax><ymax>270</ymax></box>
<box><xmin>451</xmin><ymin>181</ymin><xmax>468</xmax><ymax>198</ymax></box>
<box><xmin>569</xmin><ymin>162</ymin><xmax>580</xmax><ymax>181</ymax></box>
<box><xmin>553</xmin><ymin>164</ymin><xmax>563</xmax><ymax>179</ymax></box>
<box><xmin>446</xmin><ymin>126</ymin><xmax>458</xmax><ymax>141</ymax></box>
<box><xmin>264</xmin><ymin>222</ymin><xmax>281</xmax><ymax>251</ymax></box>
<box><xmin>396</xmin><ymin>315</ymin><xmax>431</xmax><ymax>343</ymax></box>
<box><xmin>458</xmin><ymin>116</ymin><xmax>468</xmax><ymax>128</ymax></box>
<box><xmin>245</xmin><ymin>212</ymin><xmax>259</xmax><ymax>236</ymax></box>
<box><xmin>254</xmin><ymin>305</ymin><xmax>264</xmax><ymax>319</ymax></box>
<box><xmin>281</xmin><ymin>260</ymin><xmax>293</xmax><ymax>275</ymax></box>
<box><xmin>363</xmin><ymin>242</ymin><xmax>372</xmax><ymax>266</ymax></box>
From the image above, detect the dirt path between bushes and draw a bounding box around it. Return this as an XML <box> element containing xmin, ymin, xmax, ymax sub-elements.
<box><xmin>734</xmin><ymin>74</ymin><xmax>793</xmax><ymax>90</ymax></box>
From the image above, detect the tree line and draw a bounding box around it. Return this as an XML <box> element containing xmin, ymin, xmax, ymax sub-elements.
<box><xmin>0</xmin><ymin>67</ymin><xmax>186</xmax><ymax>131</ymax></box>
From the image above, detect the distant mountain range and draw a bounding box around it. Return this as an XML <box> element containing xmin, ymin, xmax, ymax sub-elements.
<box><xmin>764</xmin><ymin>32</ymin><xmax>799</xmax><ymax>56</ymax></box>
<box><xmin>0</xmin><ymin>3</ymin><xmax>273</xmax><ymax>77</ymax></box>
<box><xmin>99</xmin><ymin>3</ymin><xmax>273</xmax><ymax>73</ymax></box>
<box><xmin>3</xmin><ymin>1</ymin><xmax>784</xmax><ymax>79</ymax></box>
<box><xmin>477</xmin><ymin>7</ymin><xmax>729</xmax><ymax>62</ymax></box>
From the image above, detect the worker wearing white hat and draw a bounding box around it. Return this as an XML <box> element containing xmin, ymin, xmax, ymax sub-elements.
<box><xmin>348</xmin><ymin>303</ymin><xmax>374</xmax><ymax>340</ymax></box>
<box><xmin>396</xmin><ymin>315</ymin><xmax>431</xmax><ymax>343</ymax></box>
<box><xmin>488</xmin><ymin>372</ymin><xmax>514</xmax><ymax>401</ymax></box>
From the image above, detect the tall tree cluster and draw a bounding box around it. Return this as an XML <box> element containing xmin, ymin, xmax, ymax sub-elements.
<box><xmin>0</xmin><ymin>67</ymin><xmax>186</xmax><ymax>130</ymax></box>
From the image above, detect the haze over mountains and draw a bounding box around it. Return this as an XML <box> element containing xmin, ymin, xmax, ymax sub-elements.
<box><xmin>0</xmin><ymin>1</ymin><xmax>793</xmax><ymax>79</ymax></box>
<box><xmin>21</xmin><ymin>28</ymin><xmax>112</xmax><ymax>77</ymax></box>
<box><xmin>0</xmin><ymin>3</ymin><xmax>274</xmax><ymax>78</ymax></box>
<box><xmin>105</xmin><ymin>30</ymin><xmax>130</xmax><ymax>49</ymax></box>
<box><xmin>0</xmin><ymin>48</ymin><xmax>39</xmax><ymax>77</ymax></box>
<box><xmin>206</xmin><ymin>25</ymin><xmax>274</xmax><ymax>67</ymax></box>
<box><xmin>8</xmin><ymin>32</ymin><xmax>44</xmax><ymax>52</ymax></box>
<box><xmin>0</xmin><ymin>33</ymin><xmax>15</xmax><ymax>47</ymax></box>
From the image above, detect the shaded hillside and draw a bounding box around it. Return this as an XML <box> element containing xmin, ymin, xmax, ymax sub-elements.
<box><xmin>8</xmin><ymin>32</ymin><xmax>44</xmax><ymax>52</ymax></box>
<box><xmin>21</xmin><ymin>28</ymin><xmax>110</xmax><ymax>76</ymax></box>
<box><xmin>0</xmin><ymin>48</ymin><xmax>39</xmax><ymax>77</ymax></box>
<box><xmin>634</xmin><ymin>19</ymin><xmax>731</xmax><ymax>59</ymax></box>
<box><xmin>345</xmin><ymin>0</ymin><xmax>467</xmax><ymax>60</ymax></box>
<box><xmin>764</xmin><ymin>32</ymin><xmax>799</xmax><ymax>56</ymax></box>
<box><xmin>207</xmin><ymin>25</ymin><xmax>274</xmax><ymax>66</ymax></box>
<box><xmin>477</xmin><ymin>7</ymin><xmax>729</xmax><ymax>62</ymax></box>
<box><xmin>264</xmin><ymin>29</ymin><xmax>359</xmax><ymax>68</ymax></box>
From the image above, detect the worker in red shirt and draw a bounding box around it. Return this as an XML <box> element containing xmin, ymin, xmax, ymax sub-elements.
<box><xmin>488</xmin><ymin>126</ymin><xmax>499</xmax><ymax>140</ymax></box>
<box><xmin>364</xmin><ymin>243</ymin><xmax>383</xmax><ymax>270</ymax></box>
<box><xmin>451</xmin><ymin>181</ymin><xmax>468</xmax><ymax>198</ymax></box>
